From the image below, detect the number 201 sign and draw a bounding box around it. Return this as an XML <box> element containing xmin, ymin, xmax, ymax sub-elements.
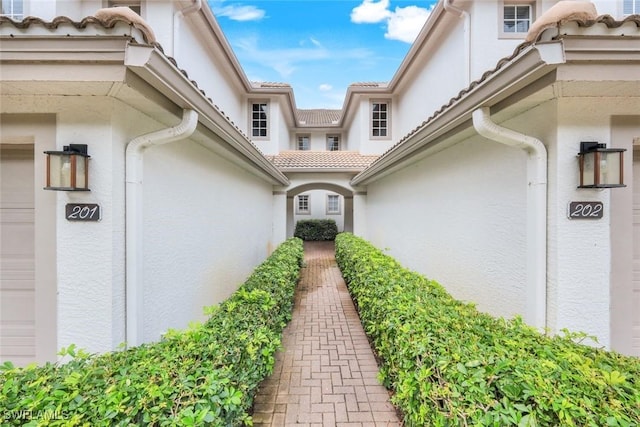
<box><xmin>66</xmin><ymin>204</ymin><xmax>101</xmax><ymax>222</ymax></box>
<box><xmin>568</xmin><ymin>201</ymin><xmax>603</xmax><ymax>220</ymax></box>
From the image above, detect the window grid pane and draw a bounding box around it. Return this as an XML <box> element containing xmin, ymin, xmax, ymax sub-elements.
<box><xmin>298</xmin><ymin>195</ymin><xmax>309</xmax><ymax>213</ymax></box>
<box><xmin>327</xmin><ymin>195</ymin><xmax>340</xmax><ymax>213</ymax></box>
<box><xmin>251</xmin><ymin>103</ymin><xmax>268</xmax><ymax>138</ymax></box>
<box><xmin>297</xmin><ymin>136</ymin><xmax>310</xmax><ymax>151</ymax></box>
<box><xmin>503</xmin><ymin>5</ymin><xmax>531</xmax><ymax>33</ymax></box>
<box><xmin>372</xmin><ymin>102</ymin><xmax>388</xmax><ymax>137</ymax></box>
<box><xmin>327</xmin><ymin>135</ymin><xmax>340</xmax><ymax>151</ymax></box>
<box><xmin>623</xmin><ymin>0</ymin><xmax>639</xmax><ymax>14</ymax></box>
<box><xmin>2</xmin><ymin>0</ymin><xmax>23</xmax><ymax>19</ymax></box>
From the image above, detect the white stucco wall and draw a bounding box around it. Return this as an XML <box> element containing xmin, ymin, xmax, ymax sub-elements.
<box><xmin>1</xmin><ymin>94</ymin><xmax>277</xmax><ymax>353</ymax></box>
<box><xmin>396</xmin><ymin>15</ymin><xmax>467</xmax><ymax>136</ymax></box>
<box><xmin>366</xmin><ymin>134</ymin><xmax>528</xmax><ymax>320</ymax></box>
<box><xmin>142</xmin><ymin>138</ymin><xmax>274</xmax><ymax>342</ymax></box>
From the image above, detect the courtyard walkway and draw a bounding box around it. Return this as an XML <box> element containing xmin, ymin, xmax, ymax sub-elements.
<box><xmin>252</xmin><ymin>241</ymin><xmax>402</xmax><ymax>427</ymax></box>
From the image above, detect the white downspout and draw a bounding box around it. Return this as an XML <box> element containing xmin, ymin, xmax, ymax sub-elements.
<box><xmin>172</xmin><ymin>0</ymin><xmax>202</xmax><ymax>57</ymax></box>
<box><xmin>472</xmin><ymin>107</ymin><xmax>547</xmax><ymax>330</ymax></box>
<box><xmin>443</xmin><ymin>0</ymin><xmax>471</xmax><ymax>84</ymax></box>
<box><xmin>125</xmin><ymin>109</ymin><xmax>198</xmax><ymax>346</ymax></box>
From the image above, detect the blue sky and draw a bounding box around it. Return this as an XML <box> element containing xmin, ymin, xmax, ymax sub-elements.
<box><xmin>209</xmin><ymin>0</ymin><xmax>438</xmax><ymax>109</ymax></box>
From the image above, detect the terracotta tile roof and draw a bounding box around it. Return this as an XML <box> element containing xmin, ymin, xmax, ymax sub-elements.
<box><xmin>296</xmin><ymin>109</ymin><xmax>342</xmax><ymax>126</ymax></box>
<box><xmin>251</xmin><ymin>81</ymin><xmax>292</xmax><ymax>88</ymax></box>
<box><xmin>349</xmin><ymin>82</ymin><xmax>389</xmax><ymax>88</ymax></box>
<box><xmin>267</xmin><ymin>151</ymin><xmax>379</xmax><ymax>171</ymax></box>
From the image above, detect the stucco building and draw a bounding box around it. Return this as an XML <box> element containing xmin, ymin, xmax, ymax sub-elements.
<box><xmin>1</xmin><ymin>0</ymin><xmax>638</xmax><ymax>366</ymax></box>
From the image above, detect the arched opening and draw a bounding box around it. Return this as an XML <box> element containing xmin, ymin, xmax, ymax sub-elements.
<box><xmin>286</xmin><ymin>182</ymin><xmax>355</xmax><ymax>238</ymax></box>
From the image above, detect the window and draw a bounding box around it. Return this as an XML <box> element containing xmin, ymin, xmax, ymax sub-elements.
<box><xmin>371</xmin><ymin>100</ymin><xmax>390</xmax><ymax>138</ymax></box>
<box><xmin>623</xmin><ymin>0</ymin><xmax>639</xmax><ymax>15</ymax></box>
<box><xmin>297</xmin><ymin>195</ymin><xmax>310</xmax><ymax>214</ymax></box>
<box><xmin>251</xmin><ymin>102</ymin><xmax>268</xmax><ymax>138</ymax></box>
<box><xmin>327</xmin><ymin>194</ymin><xmax>341</xmax><ymax>214</ymax></box>
<box><xmin>327</xmin><ymin>135</ymin><xmax>340</xmax><ymax>151</ymax></box>
<box><xmin>297</xmin><ymin>135</ymin><xmax>310</xmax><ymax>151</ymax></box>
<box><xmin>502</xmin><ymin>4</ymin><xmax>532</xmax><ymax>35</ymax></box>
<box><xmin>1</xmin><ymin>0</ymin><xmax>23</xmax><ymax>20</ymax></box>
<box><xmin>108</xmin><ymin>0</ymin><xmax>141</xmax><ymax>15</ymax></box>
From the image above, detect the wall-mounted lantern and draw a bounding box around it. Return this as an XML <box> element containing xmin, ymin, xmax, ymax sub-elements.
<box><xmin>577</xmin><ymin>142</ymin><xmax>626</xmax><ymax>189</ymax></box>
<box><xmin>44</xmin><ymin>144</ymin><xmax>90</xmax><ymax>191</ymax></box>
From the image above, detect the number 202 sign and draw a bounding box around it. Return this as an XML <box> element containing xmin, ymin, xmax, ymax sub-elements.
<box><xmin>568</xmin><ymin>201</ymin><xmax>603</xmax><ymax>220</ymax></box>
<box><xmin>66</xmin><ymin>204</ymin><xmax>101</xmax><ymax>222</ymax></box>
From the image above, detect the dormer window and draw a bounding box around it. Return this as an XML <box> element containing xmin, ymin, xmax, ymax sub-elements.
<box><xmin>1</xmin><ymin>0</ymin><xmax>23</xmax><ymax>20</ymax></box>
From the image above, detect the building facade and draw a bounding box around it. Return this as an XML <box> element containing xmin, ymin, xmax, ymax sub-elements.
<box><xmin>1</xmin><ymin>0</ymin><xmax>638</xmax><ymax>365</ymax></box>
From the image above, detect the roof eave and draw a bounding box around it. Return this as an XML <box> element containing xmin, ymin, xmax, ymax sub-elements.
<box><xmin>278</xmin><ymin>167</ymin><xmax>367</xmax><ymax>173</ymax></box>
<box><xmin>125</xmin><ymin>43</ymin><xmax>289</xmax><ymax>185</ymax></box>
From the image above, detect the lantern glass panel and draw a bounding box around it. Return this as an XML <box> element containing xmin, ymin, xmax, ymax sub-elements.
<box><xmin>75</xmin><ymin>155</ymin><xmax>87</xmax><ymax>189</ymax></box>
<box><xmin>48</xmin><ymin>153</ymin><xmax>72</xmax><ymax>188</ymax></box>
<box><xmin>581</xmin><ymin>151</ymin><xmax>595</xmax><ymax>187</ymax></box>
<box><xmin>599</xmin><ymin>151</ymin><xmax>622</xmax><ymax>186</ymax></box>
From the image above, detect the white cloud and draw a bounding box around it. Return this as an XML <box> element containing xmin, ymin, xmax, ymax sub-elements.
<box><xmin>215</xmin><ymin>4</ymin><xmax>265</xmax><ymax>21</ymax></box>
<box><xmin>319</xmin><ymin>84</ymin><xmax>332</xmax><ymax>91</ymax></box>
<box><xmin>351</xmin><ymin>0</ymin><xmax>432</xmax><ymax>44</ymax></box>
<box><xmin>233</xmin><ymin>36</ymin><xmax>372</xmax><ymax>79</ymax></box>
<box><xmin>385</xmin><ymin>6</ymin><xmax>431</xmax><ymax>43</ymax></box>
<box><xmin>350</xmin><ymin>0</ymin><xmax>391</xmax><ymax>23</ymax></box>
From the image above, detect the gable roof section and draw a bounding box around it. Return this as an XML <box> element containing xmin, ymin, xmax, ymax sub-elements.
<box><xmin>0</xmin><ymin>11</ymin><xmax>289</xmax><ymax>186</ymax></box>
<box><xmin>296</xmin><ymin>109</ymin><xmax>342</xmax><ymax>127</ymax></box>
<box><xmin>352</xmin><ymin>12</ymin><xmax>640</xmax><ymax>186</ymax></box>
<box><xmin>267</xmin><ymin>151</ymin><xmax>379</xmax><ymax>172</ymax></box>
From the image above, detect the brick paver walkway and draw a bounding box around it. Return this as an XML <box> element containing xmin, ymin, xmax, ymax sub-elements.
<box><xmin>252</xmin><ymin>241</ymin><xmax>402</xmax><ymax>427</ymax></box>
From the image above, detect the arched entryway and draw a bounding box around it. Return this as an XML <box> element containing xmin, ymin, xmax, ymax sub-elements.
<box><xmin>286</xmin><ymin>182</ymin><xmax>355</xmax><ymax>238</ymax></box>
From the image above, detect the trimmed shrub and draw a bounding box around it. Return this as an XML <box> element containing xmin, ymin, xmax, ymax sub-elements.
<box><xmin>294</xmin><ymin>219</ymin><xmax>338</xmax><ymax>241</ymax></box>
<box><xmin>0</xmin><ymin>238</ymin><xmax>304</xmax><ymax>427</ymax></box>
<box><xmin>335</xmin><ymin>233</ymin><xmax>640</xmax><ymax>427</ymax></box>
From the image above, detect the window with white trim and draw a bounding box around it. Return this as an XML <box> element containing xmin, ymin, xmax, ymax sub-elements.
<box><xmin>1</xmin><ymin>0</ymin><xmax>23</xmax><ymax>20</ymax></box>
<box><xmin>250</xmin><ymin>102</ymin><xmax>268</xmax><ymax>139</ymax></box>
<box><xmin>327</xmin><ymin>135</ymin><xmax>340</xmax><ymax>151</ymax></box>
<box><xmin>327</xmin><ymin>194</ymin><xmax>341</xmax><ymax>214</ymax></box>
<box><xmin>501</xmin><ymin>3</ymin><xmax>533</xmax><ymax>36</ymax></box>
<box><xmin>297</xmin><ymin>135</ymin><xmax>310</xmax><ymax>151</ymax></box>
<box><xmin>623</xmin><ymin>0</ymin><xmax>639</xmax><ymax>15</ymax></box>
<box><xmin>297</xmin><ymin>195</ymin><xmax>310</xmax><ymax>214</ymax></box>
<box><xmin>108</xmin><ymin>0</ymin><xmax>141</xmax><ymax>15</ymax></box>
<box><xmin>371</xmin><ymin>100</ymin><xmax>390</xmax><ymax>139</ymax></box>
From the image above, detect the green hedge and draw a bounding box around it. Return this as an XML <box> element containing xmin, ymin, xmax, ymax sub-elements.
<box><xmin>0</xmin><ymin>238</ymin><xmax>304</xmax><ymax>427</ymax></box>
<box><xmin>294</xmin><ymin>219</ymin><xmax>338</xmax><ymax>241</ymax></box>
<box><xmin>335</xmin><ymin>233</ymin><xmax>640</xmax><ymax>427</ymax></box>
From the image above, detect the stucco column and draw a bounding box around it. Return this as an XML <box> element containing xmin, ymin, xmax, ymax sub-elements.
<box><xmin>344</xmin><ymin>196</ymin><xmax>353</xmax><ymax>233</ymax></box>
<box><xmin>272</xmin><ymin>191</ymin><xmax>287</xmax><ymax>250</ymax></box>
<box><xmin>286</xmin><ymin>196</ymin><xmax>294</xmax><ymax>238</ymax></box>
<box><xmin>547</xmin><ymin>101</ymin><xmax>613</xmax><ymax>348</ymax></box>
<box><xmin>352</xmin><ymin>191</ymin><xmax>367</xmax><ymax>238</ymax></box>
